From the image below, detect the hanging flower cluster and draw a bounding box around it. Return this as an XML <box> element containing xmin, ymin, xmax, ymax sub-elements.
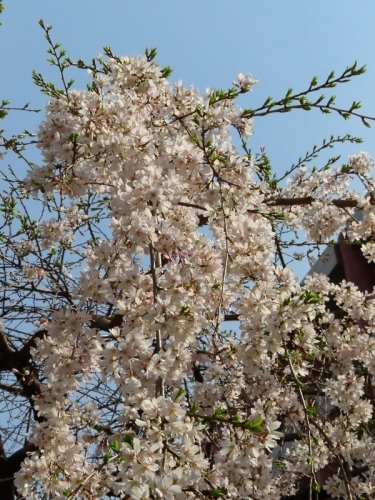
<box><xmin>2</xmin><ymin>31</ymin><xmax>375</xmax><ymax>500</ymax></box>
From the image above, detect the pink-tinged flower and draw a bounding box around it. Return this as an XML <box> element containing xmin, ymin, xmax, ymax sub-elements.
<box><xmin>130</xmin><ymin>484</ymin><xmax>150</xmax><ymax>500</ymax></box>
<box><xmin>261</xmin><ymin>421</ymin><xmax>283</xmax><ymax>451</ymax></box>
<box><xmin>154</xmin><ymin>475</ymin><xmax>182</xmax><ymax>499</ymax></box>
<box><xmin>233</xmin><ymin>73</ymin><xmax>258</xmax><ymax>92</ymax></box>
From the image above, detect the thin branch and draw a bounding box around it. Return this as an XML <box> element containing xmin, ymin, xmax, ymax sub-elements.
<box><xmin>2</xmin><ymin>107</ymin><xmax>41</xmax><ymax>113</ymax></box>
<box><xmin>149</xmin><ymin>242</ymin><xmax>164</xmax><ymax>398</ymax></box>
<box><xmin>264</xmin><ymin>197</ymin><xmax>360</xmax><ymax>208</ymax></box>
<box><xmin>287</xmin><ymin>354</ymin><xmax>315</xmax><ymax>500</ymax></box>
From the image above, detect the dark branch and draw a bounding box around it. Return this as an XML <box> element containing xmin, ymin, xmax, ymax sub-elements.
<box><xmin>90</xmin><ymin>314</ymin><xmax>123</xmax><ymax>332</ymax></box>
<box><xmin>264</xmin><ymin>197</ymin><xmax>360</xmax><ymax>208</ymax></box>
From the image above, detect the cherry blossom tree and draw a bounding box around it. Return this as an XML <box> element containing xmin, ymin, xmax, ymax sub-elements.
<box><xmin>2</xmin><ymin>15</ymin><xmax>375</xmax><ymax>500</ymax></box>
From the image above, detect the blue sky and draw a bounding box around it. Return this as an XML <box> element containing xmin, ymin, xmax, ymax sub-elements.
<box><xmin>1</xmin><ymin>0</ymin><xmax>375</xmax><ymax>277</ymax></box>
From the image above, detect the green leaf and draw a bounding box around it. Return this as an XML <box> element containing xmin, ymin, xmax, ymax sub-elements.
<box><xmin>191</xmin><ymin>134</ymin><xmax>201</xmax><ymax>146</ymax></box>
<box><xmin>210</xmin><ymin>488</ymin><xmax>226</xmax><ymax>498</ymax></box>
<box><xmin>180</xmin><ymin>305</ymin><xmax>191</xmax><ymax>316</ymax></box>
<box><xmin>350</xmin><ymin>100</ymin><xmax>361</xmax><ymax>111</ymax></box>
<box><xmin>145</xmin><ymin>47</ymin><xmax>157</xmax><ymax>61</ymax></box>
<box><xmin>312</xmin><ymin>435</ymin><xmax>321</xmax><ymax>447</ymax></box>
<box><xmin>110</xmin><ymin>440</ymin><xmax>119</xmax><ymax>452</ymax></box>
<box><xmin>190</xmin><ymin>401</ymin><xmax>199</xmax><ymax>413</ymax></box>
<box><xmin>306</xmin><ymin>405</ymin><xmax>317</xmax><ymax>417</ymax></box>
<box><xmin>213</xmin><ymin>406</ymin><xmax>226</xmax><ymax>418</ymax></box>
<box><xmin>161</xmin><ymin>66</ymin><xmax>173</xmax><ymax>78</ymax></box>
<box><xmin>242</xmin><ymin>417</ymin><xmax>264</xmax><ymax>432</ymax></box>
<box><xmin>275</xmin><ymin>460</ymin><xmax>286</xmax><ymax>470</ymax></box>
<box><xmin>262</xmin><ymin>96</ymin><xmax>274</xmax><ymax>107</ymax></box>
<box><xmin>173</xmin><ymin>387</ymin><xmax>185</xmax><ymax>401</ymax></box>
<box><xmin>313</xmin><ymin>481</ymin><xmax>322</xmax><ymax>493</ymax></box>
<box><xmin>122</xmin><ymin>434</ymin><xmax>134</xmax><ymax>449</ymax></box>
<box><xmin>241</xmin><ymin>108</ymin><xmax>254</xmax><ymax>117</ymax></box>
<box><xmin>362</xmin><ymin>118</ymin><xmax>371</xmax><ymax>128</ymax></box>
<box><xmin>314</xmin><ymin>94</ymin><xmax>325</xmax><ymax>104</ymax></box>
<box><xmin>68</xmin><ymin>132</ymin><xmax>78</xmax><ymax>142</ymax></box>
<box><xmin>309</xmin><ymin>75</ymin><xmax>318</xmax><ymax>87</ymax></box>
<box><xmin>300</xmin><ymin>290</ymin><xmax>320</xmax><ymax>304</ymax></box>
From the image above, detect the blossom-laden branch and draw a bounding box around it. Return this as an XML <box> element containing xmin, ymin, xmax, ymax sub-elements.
<box><xmin>1</xmin><ymin>22</ymin><xmax>375</xmax><ymax>500</ymax></box>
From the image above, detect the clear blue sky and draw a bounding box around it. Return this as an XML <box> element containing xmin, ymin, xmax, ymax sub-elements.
<box><xmin>1</xmin><ymin>0</ymin><xmax>375</xmax><ymax>276</ymax></box>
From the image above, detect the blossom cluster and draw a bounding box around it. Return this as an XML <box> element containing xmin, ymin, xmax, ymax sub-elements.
<box><xmin>8</xmin><ymin>51</ymin><xmax>375</xmax><ymax>499</ymax></box>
